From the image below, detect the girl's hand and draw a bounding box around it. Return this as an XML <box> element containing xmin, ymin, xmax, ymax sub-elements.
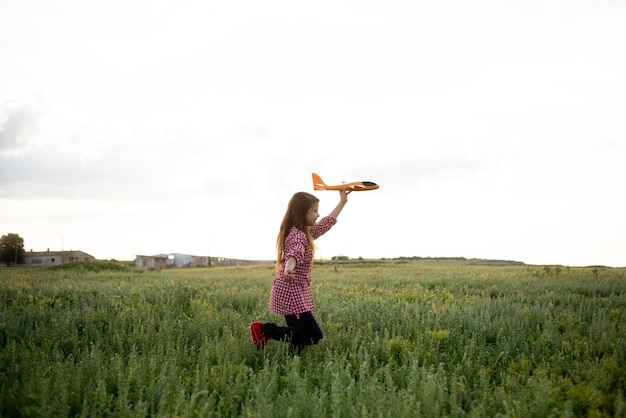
<box><xmin>283</xmin><ymin>257</ymin><xmax>296</xmax><ymax>282</ymax></box>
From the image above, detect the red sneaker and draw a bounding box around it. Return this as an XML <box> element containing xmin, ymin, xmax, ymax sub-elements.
<box><xmin>249</xmin><ymin>322</ymin><xmax>270</xmax><ymax>351</ymax></box>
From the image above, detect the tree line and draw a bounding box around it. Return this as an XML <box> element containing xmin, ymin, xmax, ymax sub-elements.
<box><xmin>0</xmin><ymin>233</ymin><xmax>25</xmax><ymax>266</ymax></box>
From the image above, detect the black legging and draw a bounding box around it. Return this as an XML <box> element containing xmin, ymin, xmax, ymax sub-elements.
<box><xmin>261</xmin><ymin>312</ymin><xmax>323</xmax><ymax>353</ymax></box>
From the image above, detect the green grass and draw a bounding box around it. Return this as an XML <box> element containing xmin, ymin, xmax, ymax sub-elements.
<box><xmin>1</xmin><ymin>261</ymin><xmax>625</xmax><ymax>417</ymax></box>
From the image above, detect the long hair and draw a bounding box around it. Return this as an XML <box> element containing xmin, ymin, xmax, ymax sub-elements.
<box><xmin>276</xmin><ymin>192</ymin><xmax>319</xmax><ymax>269</ymax></box>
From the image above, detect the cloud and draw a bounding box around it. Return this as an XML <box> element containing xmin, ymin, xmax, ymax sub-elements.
<box><xmin>1</xmin><ymin>144</ymin><xmax>200</xmax><ymax>201</ymax></box>
<box><xmin>0</xmin><ymin>110</ymin><xmax>303</xmax><ymax>202</ymax></box>
<box><xmin>0</xmin><ymin>110</ymin><xmax>201</xmax><ymax>201</ymax></box>
<box><xmin>0</xmin><ymin>98</ymin><xmax>48</xmax><ymax>152</ymax></box>
<box><xmin>344</xmin><ymin>154</ymin><xmax>498</xmax><ymax>195</ymax></box>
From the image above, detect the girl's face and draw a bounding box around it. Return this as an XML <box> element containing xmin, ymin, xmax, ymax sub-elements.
<box><xmin>306</xmin><ymin>202</ymin><xmax>320</xmax><ymax>226</ymax></box>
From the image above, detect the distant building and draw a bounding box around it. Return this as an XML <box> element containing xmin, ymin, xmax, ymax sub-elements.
<box><xmin>134</xmin><ymin>254</ymin><xmax>168</xmax><ymax>269</ymax></box>
<box><xmin>169</xmin><ymin>253</ymin><xmax>194</xmax><ymax>268</ymax></box>
<box><xmin>134</xmin><ymin>253</ymin><xmax>271</xmax><ymax>268</ymax></box>
<box><xmin>23</xmin><ymin>250</ymin><xmax>95</xmax><ymax>267</ymax></box>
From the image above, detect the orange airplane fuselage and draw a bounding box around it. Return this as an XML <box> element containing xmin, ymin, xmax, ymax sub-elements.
<box><xmin>312</xmin><ymin>173</ymin><xmax>379</xmax><ymax>191</ymax></box>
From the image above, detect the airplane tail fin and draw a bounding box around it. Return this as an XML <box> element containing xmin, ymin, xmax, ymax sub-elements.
<box><xmin>312</xmin><ymin>173</ymin><xmax>327</xmax><ymax>190</ymax></box>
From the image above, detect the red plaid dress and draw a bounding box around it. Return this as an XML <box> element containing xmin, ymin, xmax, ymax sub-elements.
<box><xmin>269</xmin><ymin>216</ymin><xmax>337</xmax><ymax>318</ymax></box>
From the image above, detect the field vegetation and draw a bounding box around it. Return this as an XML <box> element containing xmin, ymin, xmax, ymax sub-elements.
<box><xmin>1</xmin><ymin>260</ymin><xmax>625</xmax><ymax>417</ymax></box>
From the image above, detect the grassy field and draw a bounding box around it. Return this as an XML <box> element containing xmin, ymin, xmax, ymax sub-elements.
<box><xmin>1</xmin><ymin>260</ymin><xmax>625</xmax><ymax>417</ymax></box>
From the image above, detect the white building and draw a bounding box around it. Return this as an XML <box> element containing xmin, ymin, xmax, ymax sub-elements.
<box><xmin>23</xmin><ymin>250</ymin><xmax>95</xmax><ymax>267</ymax></box>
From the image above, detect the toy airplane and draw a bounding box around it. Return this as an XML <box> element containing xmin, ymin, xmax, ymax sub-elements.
<box><xmin>312</xmin><ymin>173</ymin><xmax>379</xmax><ymax>191</ymax></box>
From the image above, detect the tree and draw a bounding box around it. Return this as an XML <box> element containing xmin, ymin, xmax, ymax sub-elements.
<box><xmin>0</xmin><ymin>233</ymin><xmax>25</xmax><ymax>266</ymax></box>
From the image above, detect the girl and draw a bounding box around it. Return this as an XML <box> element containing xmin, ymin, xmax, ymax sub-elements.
<box><xmin>249</xmin><ymin>189</ymin><xmax>350</xmax><ymax>353</ymax></box>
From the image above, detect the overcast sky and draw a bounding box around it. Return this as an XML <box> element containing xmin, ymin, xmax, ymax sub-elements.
<box><xmin>1</xmin><ymin>0</ymin><xmax>625</xmax><ymax>267</ymax></box>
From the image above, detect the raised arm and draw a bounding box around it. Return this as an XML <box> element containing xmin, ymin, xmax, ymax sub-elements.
<box><xmin>328</xmin><ymin>189</ymin><xmax>350</xmax><ymax>219</ymax></box>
